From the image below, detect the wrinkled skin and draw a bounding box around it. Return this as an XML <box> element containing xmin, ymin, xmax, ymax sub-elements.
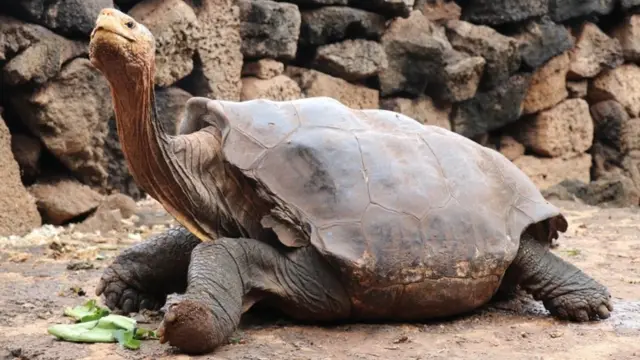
<box><xmin>96</xmin><ymin>227</ymin><xmax>200</xmax><ymax>313</ymax></box>
<box><xmin>97</xmin><ymin>226</ymin><xmax>612</xmax><ymax>354</ymax></box>
<box><xmin>97</xmin><ymin>226</ymin><xmax>351</xmax><ymax>354</ymax></box>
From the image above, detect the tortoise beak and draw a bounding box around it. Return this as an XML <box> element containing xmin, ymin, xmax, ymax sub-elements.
<box><xmin>90</xmin><ymin>8</ymin><xmax>135</xmax><ymax>42</ymax></box>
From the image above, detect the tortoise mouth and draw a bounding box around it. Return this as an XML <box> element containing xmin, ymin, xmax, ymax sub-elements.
<box><xmin>91</xmin><ymin>27</ymin><xmax>135</xmax><ymax>42</ymax></box>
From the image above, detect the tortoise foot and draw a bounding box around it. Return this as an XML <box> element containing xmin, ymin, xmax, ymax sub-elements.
<box><xmin>96</xmin><ymin>227</ymin><xmax>199</xmax><ymax>313</ymax></box>
<box><xmin>96</xmin><ymin>263</ymin><xmax>166</xmax><ymax>313</ymax></box>
<box><xmin>543</xmin><ymin>286</ymin><xmax>613</xmax><ymax>322</ymax></box>
<box><xmin>157</xmin><ymin>299</ymin><xmax>221</xmax><ymax>354</ymax></box>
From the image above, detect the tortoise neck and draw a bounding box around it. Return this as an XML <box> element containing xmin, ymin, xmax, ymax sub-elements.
<box><xmin>108</xmin><ymin>66</ymin><xmax>172</xmax><ymax>196</ymax></box>
<box><xmin>106</xmin><ymin>64</ymin><xmax>222</xmax><ymax>241</ymax></box>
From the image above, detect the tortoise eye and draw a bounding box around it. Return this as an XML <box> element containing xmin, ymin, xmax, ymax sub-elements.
<box><xmin>125</xmin><ymin>21</ymin><xmax>135</xmax><ymax>29</ymax></box>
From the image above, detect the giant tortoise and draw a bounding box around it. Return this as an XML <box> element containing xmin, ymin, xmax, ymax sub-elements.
<box><xmin>88</xmin><ymin>8</ymin><xmax>613</xmax><ymax>354</ymax></box>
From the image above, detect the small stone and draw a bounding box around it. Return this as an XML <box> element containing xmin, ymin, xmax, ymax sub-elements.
<box><xmin>10</xmin><ymin>133</ymin><xmax>41</xmax><ymax>184</ymax></box>
<box><xmin>312</xmin><ymin>39</ymin><xmax>388</xmax><ymax>81</ymax></box>
<box><xmin>378</xmin><ymin>11</ymin><xmax>451</xmax><ymax>96</ymax></box>
<box><xmin>499</xmin><ymin>136</ymin><xmax>525</xmax><ymax>161</ymax></box>
<box><xmin>28</xmin><ymin>177</ymin><xmax>103</xmax><ymax>225</ymax></box>
<box><xmin>567</xmin><ymin>80</ymin><xmax>588</xmax><ymax>98</ymax></box>
<box><xmin>568</xmin><ymin>22</ymin><xmax>623</xmax><ymax>79</ymax></box>
<box><xmin>589</xmin><ymin>64</ymin><xmax>640</xmax><ymax>118</ymax></box>
<box><xmin>451</xmin><ymin>74</ymin><xmax>531</xmax><ymax>138</ymax></box>
<box><xmin>241</xmin><ymin>75</ymin><xmax>303</xmax><ymax>101</ymax></box>
<box><xmin>300</xmin><ymin>6</ymin><xmax>386</xmax><ymax>47</ymax></box>
<box><xmin>0</xmin><ymin>17</ymin><xmax>87</xmax><ymax>86</ymax></box>
<box><xmin>241</xmin><ymin>59</ymin><xmax>284</xmax><ymax>80</ymax></box>
<box><xmin>67</xmin><ymin>261</ymin><xmax>95</xmax><ymax>271</ymax></box>
<box><xmin>0</xmin><ymin>110</ymin><xmax>42</xmax><ymax>236</ymax></box>
<box><xmin>548</xmin><ymin>0</ymin><xmax>616</xmax><ymax>23</ymax></box>
<box><xmin>76</xmin><ymin>208</ymin><xmax>124</xmax><ymax>234</ymax></box>
<box><xmin>433</xmin><ymin>50</ymin><xmax>485</xmax><ymax>102</ymax></box>
<box><xmin>286</xmin><ymin>66</ymin><xmax>379</xmax><ymax>109</ymax></box>
<box><xmin>513</xmin><ymin>153</ymin><xmax>592</xmax><ymax>190</ymax></box>
<box><xmin>517</xmin><ymin>98</ymin><xmax>593</xmax><ymax>158</ymax></box>
<box><xmin>99</xmin><ymin>193</ymin><xmax>138</xmax><ymax>219</ymax></box>
<box><xmin>512</xmin><ymin>17</ymin><xmax>574</xmax><ymax>70</ymax></box>
<box><xmin>128</xmin><ymin>0</ymin><xmax>200</xmax><ymax>87</ymax></box>
<box><xmin>543</xmin><ymin>174</ymin><xmax>640</xmax><ymax>207</ymax></box>
<box><xmin>522</xmin><ymin>52</ymin><xmax>570</xmax><ymax>115</ymax></box>
<box><xmin>156</xmin><ymin>87</ymin><xmax>193</xmax><ymax>135</ymax></box>
<box><xmin>75</xmin><ymin>193</ymin><xmax>137</xmax><ymax>233</ymax></box>
<box><xmin>585</xmin><ymin>175</ymin><xmax>640</xmax><ymax>207</ymax></box>
<box><xmin>238</xmin><ymin>0</ymin><xmax>301</xmax><ymax>60</ymax></box>
<box><xmin>460</xmin><ymin>0</ymin><xmax>547</xmax><ymax>26</ymax></box>
<box><xmin>380</xmin><ymin>95</ymin><xmax>451</xmax><ymax>130</ymax></box>
<box><xmin>445</xmin><ymin>20</ymin><xmax>520</xmax><ymax>89</ymax></box>
<box><xmin>610</xmin><ymin>15</ymin><xmax>640</xmax><ymax>63</ymax></box>
<box><xmin>416</xmin><ymin>0</ymin><xmax>461</xmax><ymax>22</ymax></box>
<box><xmin>393</xmin><ymin>335</ymin><xmax>410</xmax><ymax>344</ymax></box>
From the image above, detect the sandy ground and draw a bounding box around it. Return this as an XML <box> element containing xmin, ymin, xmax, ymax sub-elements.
<box><xmin>0</xmin><ymin>198</ymin><xmax>639</xmax><ymax>360</ymax></box>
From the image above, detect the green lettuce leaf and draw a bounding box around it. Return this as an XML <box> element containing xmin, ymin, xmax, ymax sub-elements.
<box><xmin>48</xmin><ymin>300</ymin><xmax>158</xmax><ymax>350</ymax></box>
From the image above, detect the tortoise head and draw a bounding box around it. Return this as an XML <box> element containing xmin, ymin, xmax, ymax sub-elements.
<box><xmin>89</xmin><ymin>8</ymin><xmax>155</xmax><ymax>81</ymax></box>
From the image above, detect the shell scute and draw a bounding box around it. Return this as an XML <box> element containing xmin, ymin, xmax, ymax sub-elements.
<box><xmin>294</xmin><ymin>97</ymin><xmax>368</xmax><ymax>130</ymax></box>
<box><xmin>355</xmin><ymin>130</ymin><xmax>450</xmax><ymax>219</ymax></box>
<box><xmin>222</xmin><ymin>129</ymin><xmax>267</xmax><ymax>171</ymax></box>
<box><xmin>256</xmin><ymin>125</ymin><xmax>370</xmax><ymax>227</ymax></box>
<box><xmin>221</xmin><ymin>99</ymin><xmax>300</xmax><ymax>148</ymax></box>
<box><xmin>360</xmin><ymin>205</ymin><xmax>423</xmax><ymax>282</ymax></box>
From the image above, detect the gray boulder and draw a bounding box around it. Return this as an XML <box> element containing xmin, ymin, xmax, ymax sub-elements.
<box><xmin>451</xmin><ymin>74</ymin><xmax>531</xmax><ymax>138</ymax></box>
<box><xmin>300</xmin><ymin>6</ymin><xmax>386</xmax><ymax>46</ymax></box>
<box><xmin>548</xmin><ymin>0</ymin><xmax>616</xmax><ymax>23</ymax></box>
<box><xmin>460</xmin><ymin>0</ymin><xmax>547</xmax><ymax>26</ymax></box>
<box><xmin>513</xmin><ymin>17</ymin><xmax>574</xmax><ymax>70</ymax></box>
<box><xmin>239</xmin><ymin>0</ymin><xmax>301</xmax><ymax>60</ymax></box>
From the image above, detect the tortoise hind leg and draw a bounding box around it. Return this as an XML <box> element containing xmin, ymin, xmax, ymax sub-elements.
<box><xmin>505</xmin><ymin>232</ymin><xmax>613</xmax><ymax>321</ymax></box>
<box><xmin>96</xmin><ymin>226</ymin><xmax>200</xmax><ymax>313</ymax></box>
<box><xmin>157</xmin><ymin>238</ymin><xmax>351</xmax><ymax>354</ymax></box>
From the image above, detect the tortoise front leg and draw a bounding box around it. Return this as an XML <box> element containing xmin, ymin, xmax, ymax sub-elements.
<box><xmin>507</xmin><ymin>232</ymin><xmax>613</xmax><ymax>321</ymax></box>
<box><xmin>157</xmin><ymin>238</ymin><xmax>351</xmax><ymax>354</ymax></box>
<box><xmin>96</xmin><ymin>226</ymin><xmax>200</xmax><ymax>313</ymax></box>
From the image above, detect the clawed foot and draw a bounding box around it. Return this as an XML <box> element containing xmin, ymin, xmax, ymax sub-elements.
<box><xmin>95</xmin><ymin>263</ymin><xmax>167</xmax><ymax>313</ymax></box>
<box><xmin>157</xmin><ymin>299</ymin><xmax>221</xmax><ymax>354</ymax></box>
<box><xmin>544</xmin><ymin>286</ymin><xmax>613</xmax><ymax>322</ymax></box>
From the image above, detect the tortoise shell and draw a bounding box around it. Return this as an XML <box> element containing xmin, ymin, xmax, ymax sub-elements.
<box><xmin>189</xmin><ymin>96</ymin><xmax>567</xmax><ymax>290</ymax></box>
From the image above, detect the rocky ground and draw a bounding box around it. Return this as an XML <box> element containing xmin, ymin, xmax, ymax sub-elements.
<box><xmin>0</xmin><ymin>197</ymin><xmax>638</xmax><ymax>360</ymax></box>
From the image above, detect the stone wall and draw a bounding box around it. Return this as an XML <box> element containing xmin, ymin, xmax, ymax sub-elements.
<box><xmin>1</xmin><ymin>0</ymin><xmax>640</xmax><ymax>235</ymax></box>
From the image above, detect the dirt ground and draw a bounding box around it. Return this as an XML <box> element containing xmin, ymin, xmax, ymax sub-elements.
<box><xmin>0</xmin><ymin>198</ymin><xmax>639</xmax><ymax>360</ymax></box>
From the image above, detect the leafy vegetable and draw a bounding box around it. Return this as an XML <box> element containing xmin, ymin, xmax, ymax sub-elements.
<box><xmin>63</xmin><ymin>299</ymin><xmax>110</xmax><ymax>322</ymax></box>
<box><xmin>113</xmin><ymin>329</ymin><xmax>142</xmax><ymax>350</ymax></box>
<box><xmin>48</xmin><ymin>299</ymin><xmax>158</xmax><ymax>350</ymax></box>
<box><xmin>48</xmin><ymin>320</ymin><xmax>116</xmax><ymax>343</ymax></box>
